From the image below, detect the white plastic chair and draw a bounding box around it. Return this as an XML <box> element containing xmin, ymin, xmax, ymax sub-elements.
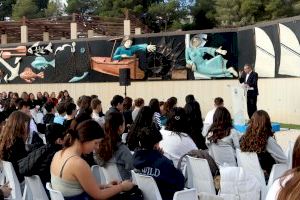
<box><xmin>131</xmin><ymin>170</ymin><xmax>162</xmax><ymax>200</ymax></box>
<box><xmin>101</xmin><ymin>162</ymin><xmax>122</xmax><ymax>184</ymax></box>
<box><xmin>286</xmin><ymin>141</ymin><xmax>295</xmax><ymax>169</ymax></box>
<box><xmin>91</xmin><ymin>165</ymin><xmax>107</xmax><ymax>185</ymax></box>
<box><xmin>219</xmin><ymin>166</ymin><xmax>261</xmax><ymax>200</ymax></box>
<box><xmin>236</xmin><ymin>149</ymin><xmax>266</xmax><ymax>200</ymax></box>
<box><xmin>209</xmin><ymin>144</ymin><xmax>237</xmax><ymax>167</ymax></box>
<box><xmin>22</xmin><ymin>175</ymin><xmax>49</xmax><ymax>200</ymax></box>
<box><xmin>266</xmin><ymin>163</ymin><xmax>288</xmax><ymax>190</ymax></box>
<box><xmin>173</xmin><ymin>188</ymin><xmax>197</xmax><ymax>200</ymax></box>
<box><xmin>1</xmin><ymin>161</ymin><xmax>22</xmax><ymax>200</ymax></box>
<box><xmin>46</xmin><ymin>182</ymin><xmax>64</xmax><ymax>200</ymax></box>
<box><xmin>186</xmin><ymin>155</ymin><xmax>215</xmax><ymax>194</ymax></box>
<box><xmin>198</xmin><ymin>192</ymin><xmax>224</xmax><ymax>200</ymax></box>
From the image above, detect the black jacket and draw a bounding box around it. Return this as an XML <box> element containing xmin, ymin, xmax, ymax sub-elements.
<box><xmin>239</xmin><ymin>71</ymin><xmax>259</xmax><ymax>96</ymax></box>
<box><xmin>133</xmin><ymin>149</ymin><xmax>184</xmax><ymax>200</ymax></box>
<box><xmin>17</xmin><ymin>144</ymin><xmax>61</xmax><ymax>185</ymax></box>
<box><xmin>43</xmin><ymin>113</ymin><xmax>55</xmax><ymax>125</ymax></box>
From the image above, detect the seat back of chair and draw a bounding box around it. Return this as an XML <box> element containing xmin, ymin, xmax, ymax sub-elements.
<box><xmin>236</xmin><ymin>149</ymin><xmax>266</xmax><ymax>200</ymax></box>
<box><xmin>46</xmin><ymin>182</ymin><xmax>64</xmax><ymax>200</ymax></box>
<box><xmin>2</xmin><ymin>161</ymin><xmax>22</xmax><ymax>200</ymax></box>
<box><xmin>101</xmin><ymin>162</ymin><xmax>122</xmax><ymax>184</ymax></box>
<box><xmin>121</xmin><ymin>133</ymin><xmax>128</xmax><ymax>143</ymax></box>
<box><xmin>186</xmin><ymin>156</ymin><xmax>215</xmax><ymax>194</ymax></box>
<box><xmin>23</xmin><ymin>175</ymin><xmax>49</xmax><ymax>200</ymax></box>
<box><xmin>219</xmin><ymin>166</ymin><xmax>261</xmax><ymax>200</ymax></box>
<box><xmin>286</xmin><ymin>141</ymin><xmax>295</xmax><ymax>169</ymax></box>
<box><xmin>173</xmin><ymin>188</ymin><xmax>197</xmax><ymax>200</ymax></box>
<box><xmin>267</xmin><ymin>163</ymin><xmax>288</xmax><ymax>190</ymax></box>
<box><xmin>131</xmin><ymin>170</ymin><xmax>162</xmax><ymax>200</ymax></box>
<box><xmin>91</xmin><ymin>165</ymin><xmax>107</xmax><ymax>185</ymax></box>
<box><xmin>209</xmin><ymin>144</ymin><xmax>237</xmax><ymax>167</ymax></box>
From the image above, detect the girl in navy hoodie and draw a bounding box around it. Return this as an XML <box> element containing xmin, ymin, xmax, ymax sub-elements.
<box><xmin>133</xmin><ymin>125</ymin><xmax>184</xmax><ymax>200</ymax></box>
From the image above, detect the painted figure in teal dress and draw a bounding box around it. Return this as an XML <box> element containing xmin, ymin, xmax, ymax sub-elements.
<box><xmin>185</xmin><ymin>35</ymin><xmax>238</xmax><ymax>78</ymax></box>
<box><xmin>113</xmin><ymin>36</ymin><xmax>156</xmax><ymax>60</ymax></box>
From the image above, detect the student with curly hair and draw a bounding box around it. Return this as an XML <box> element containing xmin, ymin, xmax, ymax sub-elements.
<box><xmin>240</xmin><ymin>110</ymin><xmax>287</xmax><ymax>178</ymax></box>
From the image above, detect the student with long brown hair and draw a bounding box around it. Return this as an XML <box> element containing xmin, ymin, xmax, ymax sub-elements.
<box><xmin>266</xmin><ymin>135</ymin><xmax>300</xmax><ymax>200</ymax></box>
<box><xmin>95</xmin><ymin>111</ymin><xmax>134</xmax><ymax>180</ymax></box>
<box><xmin>240</xmin><ymin>110</ymin><xmax>287</xmax><ymax>178</ymax></box>
<box><xmin>50</xmin><ymin>119</ymin><xmax>134</xmax><ymax>199</ymax></box>
<box><xmin>0</xmin><ymin>111</ymin><xmax>31</xmax><ymax>181</ymax></box>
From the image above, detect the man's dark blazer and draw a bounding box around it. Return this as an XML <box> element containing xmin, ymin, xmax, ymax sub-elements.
<box><xmin>239</xmin><ymin>71</ymin><xmax>259</xmax><ymax>97</ymax></box>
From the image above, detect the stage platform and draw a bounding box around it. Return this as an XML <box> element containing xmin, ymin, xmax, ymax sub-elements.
<box><xmin>234</xmin><ymin>122</ymin><xmax>281</xmax><ymax>133</ymax></box>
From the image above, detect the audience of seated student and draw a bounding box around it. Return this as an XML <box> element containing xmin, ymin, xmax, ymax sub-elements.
<box><xmin>149</xmin><ymin>98</ymin><xmax>162</xmax><ymax>129</ymax></box>
<box><xmin>132</xmin><ymin>98</ymin><xmax>144</xmax><ymax>121</ymax></box>
<box><xmin>184</xmin><ymin>95</ymin><xmax>207</xmax><ymax>150</ymax></box>
<box><xmin>133</xmin><ymin>126</ymin><xmax>184</xmax><ymax>200</ymax></box>
<box><xmin>266</xmin><ymin>135</ymin><xmax>300</xmax><ymax>200</ymax></box>
<box><xmin>60</xmin><ymin>90</ymin><xmax>74</xmax><ymax>104</ymax></box>
<box><xmin>64</xmin><ymin>102</ymin><xmax>77</xmax><ymax>129</ymax></box>
<box><xmin>51</xmin><ymin>119</ymin><xmax>134</xmax><ymax>199</ymax></box>
<box><xmin>106</xmin><ymin>95</ymin><xmax>124</xmax><ymax>116</ymax></box>
<box><xmin>57</xmin><ymin>91</ymin><xmax>64</xmax><ymax>103</ymax></box>
<box><xmin>21</xmin><ymin>92</ymin><xmax>29</xmax><ymax>102</ymax></box>
<box><xmin>126</xmin><ymin>106</ymin><xmax>155</xmax><ymax>151</ymax></box>
<box><xmin>91</xmin><ymin>98</ymin><xmax>105</xmax><ymax>128</ymax></box>
<box><xmin>240</xmin><ymin>110</ymin><xmax>287</xmax><ymax>179</ymax></box>
<box><xmin>204</xmin><ymin>97</ymin><xmax>224</xmax><ymax>126</ymax></box>
<box><xmin>17</xmin><ymin>123</ymin><xmax>66</xmax><ymax>186</ymax></box>
<box><xmin>28</xmin><ymin>93</ymin><xmax>37</xmax><ymax>109</ymax></box>
<box><xmin>159</xmin><ymin>107</ymin><xmax>198</xmax><ymax>169</ymax></box>
<box><xmin>95</xmin><ymin>112</ymin><xmax>134</xmax><ymax>180</ymax></box>
<box><xmin>161</xmin><ymin>97</ymin><xmax>177</xmax><ymax>126</ymax></box>
<box><xmin>43</xmin><ymin>102</ymin><xmax>55</xmax><ymax>125</ymax></box>
<box><xmin>43</xmin><ymin>92</ymin><xmax>50</xmax><ymax>102</ymax></box>
<box><xmin>0</xmin><ymin>111</ymin><xmax>31</xmax><ymax>182</ymax></box>
<box><xmin>123</xmin><ymin>97</ymin><xmax>133</xmax><ymax>133</ymax></box>
<box><xmin>53</xmin><ymin>103</ymin><xmax>66</xmax><ymax>125</ymax></box>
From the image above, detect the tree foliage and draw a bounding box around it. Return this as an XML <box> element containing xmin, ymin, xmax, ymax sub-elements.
<box><xmin>0</xmin><ymin>0</ymin><xmax>16</xmax><ymax>20</ymax></box>
<box><xmin>12</xmin><ymin>0</ymin><xmax>39</xmax><ymax>19</ymax></box>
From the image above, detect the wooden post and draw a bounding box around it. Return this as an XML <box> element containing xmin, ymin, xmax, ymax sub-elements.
<box><xmin>87</xmin><ymin>30</ymin><xmax>94</xmax><ymax>38</ymax></box>
<box><xmin>135</xmin><ymin>27</ymin><xmax>141</xmax><ymax>35</ymax></box>
<box><xmin>70</xmin><ymin>13</ymin><xmax>77</xmax><ymax>39</ymax></box>
<box><xmin>124</xmin><ymin>20</ymin><xmax>131</xmax><ymax>36</ymax></box>
<box><xmin>1</xmin><ymin>34</ymin><xmax>7</xmax><ymax>44</ymax></box>
<box><xmin>21</xmin><ymin>16</ymin><xmax>28</xmax><ymax>43</ymax></box>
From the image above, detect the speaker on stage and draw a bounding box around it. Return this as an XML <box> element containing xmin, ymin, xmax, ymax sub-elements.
<box><xmin>119</xmin><ymin>68</ymin><xmax>131</xmax><ymax>86</ymax></box>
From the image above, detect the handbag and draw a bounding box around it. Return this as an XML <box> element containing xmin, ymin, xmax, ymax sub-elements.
<box><xmin>110</xmin><ymin>185</ymin><xmax>144</xmax><ymax>200</ymax></box>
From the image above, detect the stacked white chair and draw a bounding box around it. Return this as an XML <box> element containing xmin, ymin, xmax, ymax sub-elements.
<box><xmin>186</xmin><ymin>155</ymin><xmax>216</xmax><ymax>194</ymax></box>
<box><xmin>236</xmin><ymin>149</ymin><xmax>266</xmax><ymax>200</ymax></box>
<box><xmin>91</xmin><ymin>165</ymin><xmax>107</xmax><ymax>185</ymax></box>
<box><xmin>22</xmin><ymin>175</ymin><xmax>49</xmax><ymax>200</ymax></box>
<box><xmin>209</xmin><ymin>144</ymin><xmax>237</xmax><ymax>167</ymax></box>
<box><xmin>46</xmin><ymin>182</ymin><xmax>64</xmax><ymax>200</ymax></box>
<box><xmin>131</xmin><ymin>170</ymin><xmax>162</xmax><ymax>200</ymax></box>
<box><xmin>1</xmin><ymin>161</ymin><xmax>22</xmax><ymax>200</ymax></box>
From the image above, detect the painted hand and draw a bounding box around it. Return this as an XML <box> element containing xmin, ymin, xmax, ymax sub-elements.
<box><xmin>121</xmin><ymin>54</ymin><xmax>129</xmax><ymax>58</ymax></box>
<box><xmin>147</xmin><ymin>45</ymin><xmax>156</xmax><ymax>52</ymax></box>
<box><xmin>216</xmin><ymin>46</ymin><xmax>227</xmax><ymax>55</ymax></box>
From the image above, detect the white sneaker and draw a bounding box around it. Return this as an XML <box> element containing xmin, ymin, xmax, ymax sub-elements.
<box><xmin>228</xmin><ymin>67</ymin><xmax>238</xmax><ymax>77</ymax></box>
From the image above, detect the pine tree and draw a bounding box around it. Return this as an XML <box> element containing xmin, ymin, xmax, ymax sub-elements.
<box><xmin>12</xmin><ymin>0</ymin><xmax>39</xmax><ymax>19</ymax></box>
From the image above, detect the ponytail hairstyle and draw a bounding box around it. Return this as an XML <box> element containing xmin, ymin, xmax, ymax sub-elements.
<box><xmin>63</xmin><ymin>114</ymin><xmax>103</xmax><ymax>150</ymax></box>
<box><xmin>96</xmin><ymin>112</ymin><xmax>124</xmax><ymax>161</ymax></box>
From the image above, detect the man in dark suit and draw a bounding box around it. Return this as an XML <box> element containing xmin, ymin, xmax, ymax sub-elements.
<box><xmin>239</xmin><ymin>64</ymin><xmax>258</xmax><ymax>119</ymax></box>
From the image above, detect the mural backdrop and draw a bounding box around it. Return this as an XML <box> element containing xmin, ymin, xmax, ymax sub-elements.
<box><xmin>0</xmin><ymin>17</ymin><xmax>300</xmax><ymax>84</ymax></box>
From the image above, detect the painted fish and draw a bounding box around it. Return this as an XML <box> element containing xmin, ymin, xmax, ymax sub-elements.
<box><xmin>31</xmin><ymin>57</ymin><xmax>55</xmax><ymax>70</ymax></box>
<box><xmin>20</xmin><ymin>67</ymin><xmax>44</xmax><ymax>83</ymax></box>
<box><xmin>68</xmin><ymin>72</ymin><xmax>88</xmax><ymax>83</ymax></box>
